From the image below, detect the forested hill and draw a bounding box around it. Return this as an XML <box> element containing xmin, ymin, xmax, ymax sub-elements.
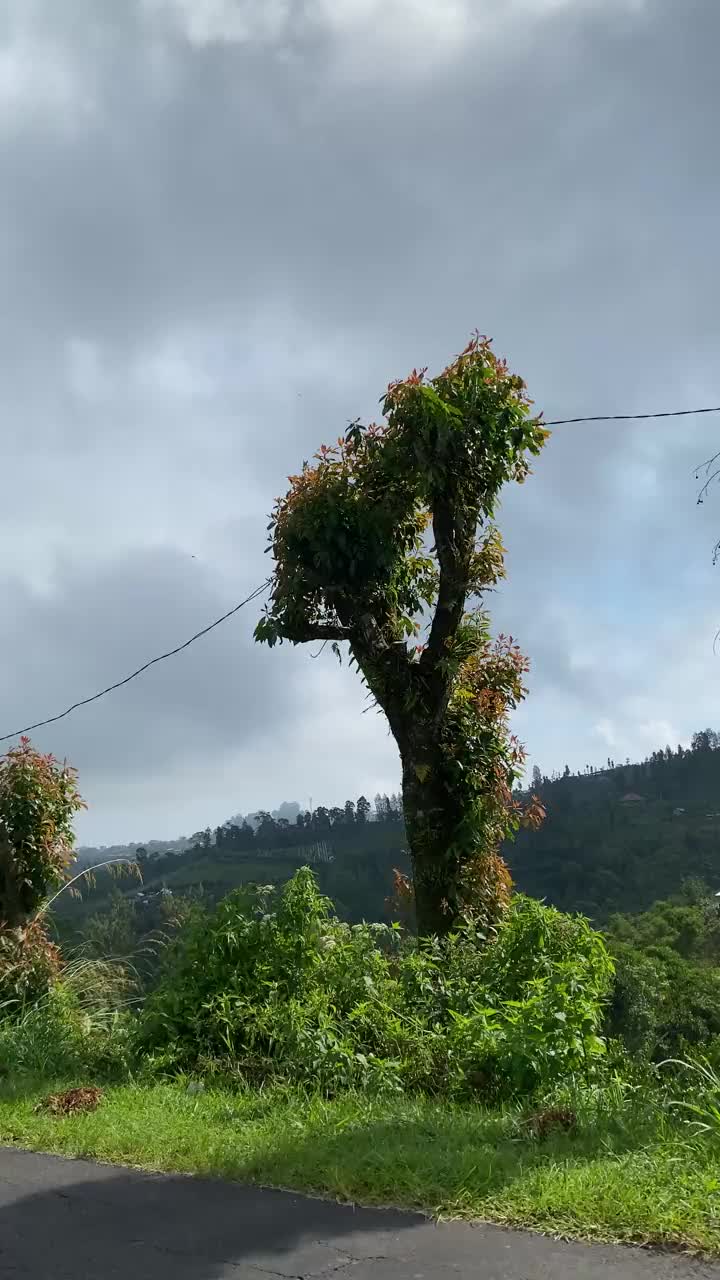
<box><xmin>70</xmin><ymin>731</ymin><xmax>720</xmax><ymax>927</ymax></box>
<box><xmin>510</xmin><ymin>729</ymin><xmax>720</xmax><ymax>920</ymax></box>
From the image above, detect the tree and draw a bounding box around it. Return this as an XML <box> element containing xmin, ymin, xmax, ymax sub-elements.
<box><xmin>374</xmin><ymin>793</ymin><xmax>392</xmax><ymax>823</ymax></box>
<box><xmin>238</xmin><ymin>821</ymin><xmax>255</xmax><ymax>849</ymax></box>
<box><xmin>0</xmin><ymin>737</ymin><xmax>85</xmax><ymax>930</ymax></box>
<box><xmin>83</xmin><ymin>889</ymin><xmax>140</xmax><ymax>962</ymax></box>
<box><xmin>0</xmin><ymin>738</ymin><xmax>85</xmax><ymax>1005</ymax></box>
<box><xmin>256</xmin><ymin>335</ymin><xmax>547</xmax><ymax>935</ymax></box>
<box><xmin>355</xmin><ymin>795</ymin><xmax>371</xmax><ymax>825</ymax></box>
<box><xmin>255</xmin><ymin>812</ymin><xmax>278</xmax><ymax>844</ymax></box>
<box><xmin>312</xmin><ymin>805</ymin><xmax>331</xmax><ymax>831</ymax></box>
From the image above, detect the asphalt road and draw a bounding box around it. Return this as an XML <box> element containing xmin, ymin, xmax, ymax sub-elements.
<box><xmin>1</xmin><ymin>1146</ymin><xmax>720</xmax><ymax>1280</ymax></box>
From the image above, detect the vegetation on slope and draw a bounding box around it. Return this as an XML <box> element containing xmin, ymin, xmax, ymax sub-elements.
<box><xmin>53</xmin><ymin>728</ymin><xmax>720</xmax><ymax>949</ymax></box>
<box><xmin>4</xmin><ymin>867</ymin><xmax>720</xmax><ymax>1251</ymax></box>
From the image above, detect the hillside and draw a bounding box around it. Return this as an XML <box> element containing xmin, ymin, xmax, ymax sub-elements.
<box><xmin>511</xmin><ymin>730</ymin><xmax>720</xmax><ymax>919</ymax></box>
<box><xmin>58</xmin><ymin>733</ymin><xmax>720</xmax><ymax>932</ymax></box>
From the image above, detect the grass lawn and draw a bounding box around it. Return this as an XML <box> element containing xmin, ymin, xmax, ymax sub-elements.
<box><xmin>2</xmin><ymin>1078</ymin><xmax>720</xmax><ymax>1253</ymax></box>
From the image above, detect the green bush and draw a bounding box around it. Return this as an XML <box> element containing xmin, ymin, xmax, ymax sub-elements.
<box><xmin>0</xmin><ymin>943</ymin><xmax>139</xmax><ymax>1083</ymax></box>
<box><xmin>139</xmin><ymin>868</ymin><xmax>613</xmax><ymax>1099</ymax></box>
<box><xmin>605</xmin><ymin>942</ymin><xmax>667</xmax><ymax>1058</ymax></box>
<box><xmin>606</xmin><ymin>940</ymin><xmax>720</xmax><ymax>1060</ymax></box>
<box><xmin>0</xmin><ymin>981</ymin><xmax>134</xmax><ymax>1081</ymax></box>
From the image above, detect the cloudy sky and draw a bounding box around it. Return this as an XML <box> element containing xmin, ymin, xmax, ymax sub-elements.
<box><xmin>2</xmin><ymin>0</ymin><xmax>719</xmax><ymax>845</ymax></box>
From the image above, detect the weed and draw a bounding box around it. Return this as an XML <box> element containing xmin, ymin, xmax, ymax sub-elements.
<box><xmin>662</xmin><ymin>1055</ymin><xmax>720</xmax><ymax>1138</ymax></box>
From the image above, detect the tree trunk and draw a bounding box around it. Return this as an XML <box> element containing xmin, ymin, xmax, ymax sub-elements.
<box><xmin>351</xmin><ymin>641</ymin><xmax>510</xmax><ymax>938</ymax></box>
<box><xmin>410</xmin><ymin>854</ymin><xmax>458</xmax><ymax>937</ymax></box>
<box><xmin>401</xmin><ymin>741</ymin><xmax>514</xmax><ymax>937</ymax></box>
<box><xmin>401</xmin><ymin>747</ymin><xmax>465</xmax><ymax>937</ymax></box>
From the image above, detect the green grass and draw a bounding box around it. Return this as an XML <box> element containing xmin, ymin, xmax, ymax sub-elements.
<box><xmin>2</xmin><ymin>1078</ymin><xmax>720</xmax><ymax>1253</ymax></box>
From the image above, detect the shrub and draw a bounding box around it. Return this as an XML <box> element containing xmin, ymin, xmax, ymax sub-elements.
<box><xmin>0</xmin><ymin>737</ymin><xmax>85</xmax><ymax>928</ymax></box>
<box><xmin>0</xmin><ymin>737</ymin><xmax>85</xmax><ymax>1012</ymax></box>
<box><xmin>1</xmin><ymin>938</ymin><xmax>138</xmax><ymax>1082</ymax></box>
<box><xmin>139</xmin><ymin>868</ymin><xmax>613</xmax><ymax>1099</ymax></box>
<box><xmin>138</xmin><ymin>870</ymin><xmax>401</xmax><ymax>1090</ymax></box>
<box><xmin>604</xmin><ymin>942</ymin><xmax>667</xmax><ymax>1058</ymax></box>
<box><xmin>0</xmin><ymin>920</ymin><xmax>61</xmax><ymax>1014</ymax></box>
<box><xmin>659</xmin><ymin>953</ymin><xmax>720</xmax><ymax>1051</ymax></box>
<box><xmin>403</xmin><ymin>896</ymin><xmax>614</xmax><ymax>1097</ymax></box>
<box><xmin>606</xmin><ymin>940</ymin><xmax>720</xmax><ymax>1060</ymax></box>
<box><xmin>0</xmin><ymin>980</ymin><xmax>134</xmax><ymax>1081</ymax></box>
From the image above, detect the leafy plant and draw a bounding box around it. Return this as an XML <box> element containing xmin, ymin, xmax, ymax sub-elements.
<box><xmin>0</xmin><ymin>738</ymin><xmax>85</xmax><ymax>1008</ymax></box>
<box><xmin>0</xmin><ymin>919</ymin><xmax>61</xmax><ymax>1012</ymax></box>
<box><xmin>139</xmin><ymin>868</ymin><xmax>612</xmax><ymax>1101</ymax></box>
<box><xmin>0</xmin><ymin>972</ymin><xmax>135</xmax><ymax>1081</ymax></box>
<box><xmin>0</xmin><ymin>737</ymin><xmax>85</xmax><ymax>929</ymax></box>
<box><xmin>663</xmin><ymin>1055</ymin><xmax>720</xmax><ymax>1139</ymax></box>
<box><xmin>606</xmin><ymin>939</ymin><xmax>720</xmax><ymax>1060</ymax></box>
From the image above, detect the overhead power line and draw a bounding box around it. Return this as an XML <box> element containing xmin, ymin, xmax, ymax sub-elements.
<box><xmin>2</xmin><ymin>397</ymin><xmax>720</xmax><ymax>747</ymax></box>
<box><xmin>545</xmin><ymin>404</ymin><xmax>720</xmax><ymax>425</ymax></box>
<box><xmin>0</xmin><ymin>579</ymin><xmax>271</xmax><ymax>745</ymax></box>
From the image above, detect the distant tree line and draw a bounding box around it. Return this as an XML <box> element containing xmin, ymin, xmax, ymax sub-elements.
<box><xmin>136</xmin><ymin>792</ymin><xmax>403</xmax><ymax>871</ymax></box>
<box><xmin>512</xmin><ymin>728</ymin><xmax>720</xmax><ymax>921</ymax></box>
<box><xmin>71</xmin><ymin>729</ymin><xmax>720</xmax><ymax>935</ymax></box>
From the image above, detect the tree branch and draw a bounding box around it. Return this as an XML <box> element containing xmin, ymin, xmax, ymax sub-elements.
<box><xmin>351</xmin><ymin>634</ymin><xmax>416</xmax><ymax>754</ymax></box>
<box><xmin>284</xmin><ymin>620</ymin><xmax>352</xmax><ymax>644</ymax></box>
<box><xmin>419</xmin><ymin>493</ymin><xmax>473</xmax><ymax>696</ymax></box>
<box><xmin>696</xmin><ymin>450</ymin><xmax>720</xmax><ymax>504</ymax></box>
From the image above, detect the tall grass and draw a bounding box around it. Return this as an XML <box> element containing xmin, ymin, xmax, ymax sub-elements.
<box><xmin>0</xmin><ymin>949</ymin><xmax>137</xmax><ymax>1081</ymax></box>
<box><xmin>662</xmin><ymin>1055</ymin><xmax>720</xmax><ymax>1139</ymax></box>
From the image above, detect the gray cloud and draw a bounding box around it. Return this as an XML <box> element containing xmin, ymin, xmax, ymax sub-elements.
<box><xmin>0</xmin><ymin>550</ymin><xmax>292</xmax><ymax>771</ymax></box>
<box><xmin>1</xmin><ymin>0</ymin><xmax>720</xmax><ymax>840</ymax></box>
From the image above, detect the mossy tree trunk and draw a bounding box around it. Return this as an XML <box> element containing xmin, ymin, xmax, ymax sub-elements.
<box><xmin>401</xmin><ymin>749</ymin><xmax>464</xmax><ymax>937</ymax></box>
